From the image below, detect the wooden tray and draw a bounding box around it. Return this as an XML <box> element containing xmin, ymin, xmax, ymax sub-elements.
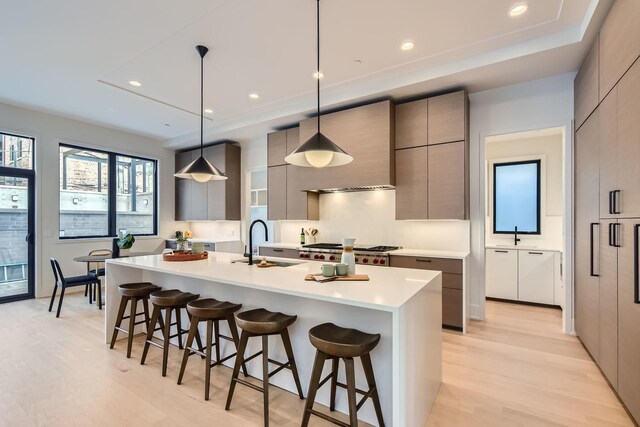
<box><xmin>256</xmin><ymin>262</ymin><xmax>279</xmax><ymax>268</ymax></box>
<box><xmin>305</xmin><ymin>274</ymin><xmax>369</xmax><ymax>281</ymax></box>
<box><xmin>163</xmin><ymin>251</ymin><xmax>208</xmax><ymax>262</ymax></box>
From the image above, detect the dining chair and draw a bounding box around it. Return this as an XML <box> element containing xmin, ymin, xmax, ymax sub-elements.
<box><xmin>49</xmin><ymin>258</ymin><xmax>101</xmax><ymax>318</ymax></box>
<box><xmin>85</xmin><ymin>249</ymin><xmax>112</xmax><ymax>304</ymax></box>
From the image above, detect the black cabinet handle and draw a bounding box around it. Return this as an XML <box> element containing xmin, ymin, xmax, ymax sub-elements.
<box><xmin>613</xmin><ymin>190</ymin><xmax>621</xmax><ymax>215</ymax></box>
<box><xmin>609</xmin><ymin>191</ymin><xmax>614</xmax><ymax>214</ymax></box>
<box><xmin>609</xmin><ymin>223</ymin><xmax>614</xmax><ymax>247</ymax></box>
<box><xmin>590</xmin><ymin>223</ymin><xmax>599</xmax><ymax>277</ymax></box>
<box><xmin>272</xmin><ymin>249</ymin><xmax>284</xmax><ymax>253</ymax></box>
<box><xmin>614</xmin><ymin>223</ymin><xmax>621</xmax><ymax>248</ymax></box>
<box><xmin>528</xmin><ymin>252</ymin><xmax>544</xmax><ymax>255</ymax></box>
<box><xmin>416</xmin><ymin>258</ymin><xmax>432</xmax><ymax>262</ymax></box>
<box><xmin>635</xmin><ymin>225</ymin><xmax>640</xmax><ymax>304</ymax></box>
<box><xmin>494</xmin><ymin>250</ymin><xmax>509</xmax><ymax>254</ymax></box>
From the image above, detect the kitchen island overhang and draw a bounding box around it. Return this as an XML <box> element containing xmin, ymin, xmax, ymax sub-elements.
<box><xmin>105</xmin><ymin>253</ymin><xmax>442</xmax><ymax>426</ymax></box>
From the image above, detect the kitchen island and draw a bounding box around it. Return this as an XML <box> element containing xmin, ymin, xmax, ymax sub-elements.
<box><xmin>105</xmin><ymin>252</ymin><xmax>442</xmax><ymax>426</ymax></box>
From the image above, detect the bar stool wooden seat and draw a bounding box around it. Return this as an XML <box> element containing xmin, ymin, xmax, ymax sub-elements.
<box><xmin>301</xmin><ymin>322</ymin><xmax>384</xmax><ymax>427</ymax></box>
<box><xmin>140</xmin><ymin>289</ymin><xmax>201</xmax><ymax>377</ymax></box>
<box><xmin>109</xmin><ymin>282</ymin><xmax>161</xmax><ymax>358</ymax></box>
<box><xmin>177</xmin><ymin>298</ymin><xmax>248</xmax><ymax>400</ymax></box>
<box><xmin>225</xmin><ymin>308</ymin><xmax>304</xmax><ymax>427</ymax></box>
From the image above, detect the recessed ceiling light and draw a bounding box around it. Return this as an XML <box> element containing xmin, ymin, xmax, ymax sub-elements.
<box><xmin>109</xmin><ymin>108</ymin><xmax>120</xmax><ymax>113</ymax></box>
<box><xmin>164</xmin><ymin>123</ymin><xmax>171</xmax><ymax>127</ymax></box>
<box><xmin>313</xmin><ymin>71</ymin><xmax>324</xmax><ymax>79</ymax></box>
<box><xmin>249</xmin><ymin>93</ymin><xmax>260</xmax><ymax>100</ymax></box>
<box><xmin>204</xmin><ymin>108</ymin><xmax>214</xmax><ymax>114</ymax></box>
<box><xmin>509</xmin><ymin>3</ymin><xmax>528</xmax><ymax>16</ymax></box>
<box><xmin>401</xmin><ymin>41</ymin><xmax>415</xmax><ymax>51</ymax></box>
<box><xmin>129</xmin><ymin>80</ymin><xmax>142</xmax><ymax>87</ymax></box>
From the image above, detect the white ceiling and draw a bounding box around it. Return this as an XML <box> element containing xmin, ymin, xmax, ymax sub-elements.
<box><xmin>0</xmin><ymin>0</ymin><xmax>609</xmax><ymax>148</ymax></box>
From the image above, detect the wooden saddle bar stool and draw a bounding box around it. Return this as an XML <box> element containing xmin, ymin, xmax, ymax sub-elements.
<box><xmin>109</xmin><ymin>282</ymin><xmax>161</xmax><ymax>358</ymax></box>
<box><xmin>177</xmin><ymin>298</ymin><xmax>248</xmax><ymax>400</ymax></box>
<box><xmin>140</xmin><ymin>289</ymin><xmax>201</xmax><ymax>377</ymax></box>
<box><xmin>301</xmin><ymin>322</ymin><xmax>385</xmax><ymax>427</ymax></box>
<box><xmin>48</xmin><ymin>258</ymin><xmax>101</xmax><ymax>318</ymax></box>
<box><xmin>225</xmin><ymin>308</ymin><xmax>305</xmax><ymax>427</ymax></box>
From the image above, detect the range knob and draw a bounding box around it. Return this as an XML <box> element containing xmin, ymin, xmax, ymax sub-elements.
<box><xmin>313</xmin><ymin>255</ymin><xmax>319</xmax><ymax>259</ymax></box>
<box><xmin>329</xmin><ymin>255</ymin><xmax>335</xmax><ymax>261</ymax></box>
<box><xmin>299</xmin><ymin>253</ymin><xmax>305</xmax><ymax>259</ymax></box>
<box><xmin>362</xmin><ymin>258</ymin><xmax>369</xmax><ymax>264</ymax></box>
<box><xmin>379</xmin><ymin>259</ymin><xmax>386</xmax><ymax>265</ymax></box>
<box><xmin>319</xmin><ymin>255</ymin><xmax>325</xmax><ymax>260</ymax></box>
<box><xmin>373</xmin><ymin>258</ymin><xmax>379</xmax><ymax>264</ymax></box>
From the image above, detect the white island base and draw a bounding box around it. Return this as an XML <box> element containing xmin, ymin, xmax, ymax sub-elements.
<box><xmin>105</xmin><ymin>253</ymin><xmax>442</xmax><ymax>426</ymax></box>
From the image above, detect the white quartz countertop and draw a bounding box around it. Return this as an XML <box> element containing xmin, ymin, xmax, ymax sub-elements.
<box><xmin>259</xmin><ymin>243</ymin><xmax>302</xmax><ymax>249</ymax></box>
<box><xmin>389</xmin><ymin>249</ymin><xmax>470</xmax><ymax>259</ymax></box>
<box><xmin>107</xmin><ymin>252</ymin><xmax>440</xmax><ymax>312</ymax></box>
<box><xmin>165</xmin><ymin>238</ymin><xmax>241</xmax><ymax>243</ymax></box>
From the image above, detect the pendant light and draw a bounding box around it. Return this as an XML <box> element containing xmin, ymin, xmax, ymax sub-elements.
<box><xmin>284</xmin><ymin>0</ymin><xmax>353</xmax><ymax>168</ymax></box>
<box><xmin>175</xmin><ymin>45</ymin><xmax>227</xmax><ymax>182</ymax></box>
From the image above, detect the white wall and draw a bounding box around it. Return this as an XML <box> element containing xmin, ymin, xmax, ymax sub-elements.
<box><xmin>469</xmin><ymin>73</ymin><xmax>574</xmax><ymax>332</ymax></box>
<box><xmin>0</xmin><ymin>101</ymin><xmax>180</xmax><ymax>298</ymax></box>
<box><xmin>485</xmin><ymin>132</ymin><xmax>564</xmax><ymax>250</ymax></box>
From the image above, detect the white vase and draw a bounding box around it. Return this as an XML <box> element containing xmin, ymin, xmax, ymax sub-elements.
<box><xmin>119</xmin><ymin>248</ymin><xmax>130</xmax><ymax>257</ymax></box>
<box><xmin>341</xmin><ymin>237</ymin><xmax>356</xmax><ymax>275</ymax></box>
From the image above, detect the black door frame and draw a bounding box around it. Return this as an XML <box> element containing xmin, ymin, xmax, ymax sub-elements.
<box><xmin>0</xmin><ymin>166</ymin><xmax>35</xmax><ymax>304</ymax></box>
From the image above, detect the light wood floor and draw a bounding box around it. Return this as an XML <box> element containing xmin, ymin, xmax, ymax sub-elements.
<box><xmin>0</xmin><ymin>295</ymin><xmax>634</xmax><ymax>427</ymax></box>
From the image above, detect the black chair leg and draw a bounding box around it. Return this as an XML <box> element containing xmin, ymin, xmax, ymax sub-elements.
<box><xmin>48</xmin><ymin>284</ymin><xmax>58</xmax><ymax>312</ymax></box>
<box><xmin>96</xmin><ymin>281</ymin><xmax>102</xmax><ymax>310</ymax></box>
<box><xmin>56</xmin><ymin>286</ymin><xmax>66</xmax><ymax>318</ymax></box>
<box><xmin>88</xmin><ymin>283</ymin><xmax>93</xmax><ymax>305</ymax></box>
<box><xmin>84</xmin><ymin>284</ymin><xmax>89</xmax><ymax>297</ymax></box>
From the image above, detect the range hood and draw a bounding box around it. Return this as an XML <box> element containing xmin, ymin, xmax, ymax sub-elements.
<box><xmin>295</xmin><ymin>100</ymin><xmax>395</xmax><ymax>193</ymax></box>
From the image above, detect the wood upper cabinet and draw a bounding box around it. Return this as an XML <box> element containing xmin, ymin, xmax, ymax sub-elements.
<box><xmin>428</xmin><ymin>91</ymin><xmax>467</xmax><ymax>145</ymax></box>
<box><xmin>267</xmin><ymin>166</ymin><xmax>286</xmax><ymax>220</ymax></box>
<box><xmin>574</xmin><ymin>109</ymin><xmax>601</xmax><ymax>362</ymax></box>
<box><xmin>428</xmin><ymin>141</ymin><xmax>467</xmax><ymax>220</ymax></box>
<box><xmin>395</xmin><ymin>99</ymin><xmax>428</xmax><ymax>149</ymax></box>
<box><xmin>175</xmin><ymin>143</ymin><xmax>241</xmax><ymax>221</ymax></box>
<box><xmin>599</xmin><ymin>219</ymin><xmax>619</xmax><ymax>389</ymax></box>
<box><xmin>574</xmin><ymin>39</ymin><xmax>599</xmax><ymax>130</ymax></box>
<box><xmin>599</xmin><ymin>0</ymin><xmax>640</xmax><ymax>100</ymax></box>
<box><xmin>598</xmin><ymin>88</ymin><xmax>618</xmax><ymax>219</ymax></box>
<box><xmin>267</xmin><ymin>130</ymin><xmax>287</xmax><ymax>167</ymax></box>
<box><xmin>617</xmin><ymin>218</ymin><xmax>640</xmax><ymax>422</ymax></box>
<box><xmin>297</xmin><ymin>101</ymin><xmax>394</xmax><ymax>190</ymax></box>
<box><xmin>286</xmin><ymin>127</ymin><xmax>300</xmax><ymax>156</ymax></box>
<box><xmin>617</xmin><ymin>59</ymin><xmax>640</xmax><ymax>218</ymax></box>
<box><xmin>206</xmin><ymin>144</ymin><xmax>241</xmax><ymax>221</ymax></box>
<box><xmin>286</xmin><ymin>165</ymin><xmax>319</xmax><ymax>220</ymax></box>
<box><xmin>395</xmin><ymin>147</ymin><xmax>427</xmax><ymax>220</ymax></box>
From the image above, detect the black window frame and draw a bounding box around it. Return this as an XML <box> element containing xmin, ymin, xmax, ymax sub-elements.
<box><xmin>492</xmin><ymin>159</ymin><xmax>541</xmax><ymax>235</ymax></box>
<box><xmin>59</xmin><ymin>143</ymin><xmax>158</xmax><ymax>239</ymax></box>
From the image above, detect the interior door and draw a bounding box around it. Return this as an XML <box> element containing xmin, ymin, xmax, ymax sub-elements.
<box><xmin>0</xmin><ymin>173</ymin><xmax>35</xmax><ymax>303</ymax></box>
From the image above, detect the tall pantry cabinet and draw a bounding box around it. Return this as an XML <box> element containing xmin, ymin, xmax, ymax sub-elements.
<box><xmin>574</xmin><ymin>1</ymin><xmax>640</xmax><ymax>422</ymax></box>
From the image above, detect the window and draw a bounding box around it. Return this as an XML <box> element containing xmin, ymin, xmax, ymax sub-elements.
<box><xmin>493</xmin><ymin>160</ymin><xmax>540</xmax><ymax>235</ymax></box>
<box><xmin>0</xmin><ymin>133</ymin><xmax>33</xmax><ymax>170</ymax></box>
<box><xmin>59</xmin><ymin>144</ymin><xmax>157</xmax><ymax>238</ymax></box>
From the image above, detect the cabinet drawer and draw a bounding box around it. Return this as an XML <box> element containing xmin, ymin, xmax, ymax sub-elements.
<box><xmin>389</xmin><ymin>255</ymin><xmax>462</xmax><ymax>274</ymax></box>
<box><xmin>442</xmin><ymin>273</ymin><xmax>462</xmax><ymax>290</ymax></box>
<box><xmin>258</xmin><ymin>247</ymin><xmax>299</xmax><ymax>259</ymax></box>
<box><xmin>443</xmin><ymin>288</ymin><xmax>463</xmax><ymax>329</ymax></box>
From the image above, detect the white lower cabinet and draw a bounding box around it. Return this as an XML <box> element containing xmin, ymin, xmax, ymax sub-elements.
<box><xmin>485</xmin><ymin>248</ymin><xmax>560</xmax><ymax>305</ymax></box>
<box><xmin>485</xmin><ymin>249</ymin><xmax>518</xmax><ymax>300</ymax></box>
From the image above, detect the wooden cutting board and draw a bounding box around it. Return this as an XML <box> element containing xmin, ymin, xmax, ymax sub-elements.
<box><xmin>305</xmin><ymin>274</ymin><xmax>370</xmax><ymax>281</ymax></box>
<box><xmin>163</xmin><ymin>251</ymin><xmax>208</xmax><ymax>262</ymax></box>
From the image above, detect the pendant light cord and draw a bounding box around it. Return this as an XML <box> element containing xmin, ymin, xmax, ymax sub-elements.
<box><xmin>200</xmin><ymin>51</ymin><xmax>204</xmax><ymax>157</ymax></box>
<box><xmin>316</xmin><ymin>0</ymin><xmax>321</xmax><ymax>133</ymax></box>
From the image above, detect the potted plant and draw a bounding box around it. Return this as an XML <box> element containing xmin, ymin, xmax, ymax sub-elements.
<box><xmin>117</xmin><ymin>233</ymin><xmax>135</xmax><ymax>256</ymax></box>
<box><xmin>174</xmin><ymin>230</ymin><xmax>192</xmax><ymax>252</ymax></box>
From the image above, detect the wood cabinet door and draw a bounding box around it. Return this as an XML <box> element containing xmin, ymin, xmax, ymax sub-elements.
<box><xmin>599</xmin><ymin>219</ymin><xmax>618</xmax><ymax>389</ymax></box>
<box><xmin>598</xmin><ymin>0</ymin><xmax>640</xmax><ymax>100</ymax></box>
<box><xmin>286</xmin><ymin>127</ymin><xmax>300</xmax><ymax>157</ymax></box>
<box><xmin>190</xmin><ymin>152</ymin><xmax>208</xmax><ymax>221</ymax></box>
<box><xmin>617</xmin><ymin>59</ymin><xmax>640</xmax><ymax>218</ymax></box>
<box><xmin>517</xmin><ymin>251</ymin><xmax>554</xmax><ymax>305</ymax></box>
<box><xmin>267</xmin><ymin>130</ymin><xmax>287</xmax><ymax>167</ymax></box>
<box><xmin>206</xmin><ymin>144</ymin><xmax>241</xmax><ymax>221</ymax></box>
<box><xmin>428</xmin><ymin>141</ymin><xmax>466</xmax><ymax>219</ymax></box>
<box><xmin>427</xmin><ymin>91</ymin><xmax>466</xmax><ymax>145</ymax></box>
<box><xmin>442</xmin><ymin>288</ymin><xmax>462</xmax><ymax>329</ymax></box>
<box><xmin>485</xmin><ymin>249</ymin><xmax>518</xmax><ymax>300</ymax></box>
<box><xmin>395</xmin><ymin>99</ymin><xmax>428</xmax><ymax>149</ymax></box>
<box><xmin>267</xmin><ymin>166</ymin><xmax>286</xmax><ymax>220</ymax></box>
<box><xmin>286</xmin><ymin>165</ymin><xmax>319</xmax><ymax>220</ymax></box>
<box><xmin>395</xmin><ymin>147</ymin><xmax>427</xmax><ymax>219</ymax></box>
<box><xmin>574</xmin><ymin>110</ymin><xmax>601</xmax><ymax>361</ymax></box>
<box><xmin>598</xmin><ymin>88</ymin><xmax>618</xmax><ymax>219</ymax></box>
<box><xmin>175</xmin><ymin>150</ymin><xmax>193</xmax><ymax>221</ymax></box>
<box><xmin>574</xmin><ymin>39</ymin><xmax>599</xmax><ymax>130</ymax></box>
<box><xmin>617</xmin><ymin>218</ymin><xmax>640</xmax><ymax>422</ymax></box>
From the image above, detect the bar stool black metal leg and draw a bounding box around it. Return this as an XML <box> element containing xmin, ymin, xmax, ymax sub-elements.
<box><xmin>162</xmin><ymin>307</ymin><xmax>172</xmax><ymax>377</ymax></box>
<box><xmin>177</xmin><ymin>316</ymin><xmax>200</xmax><ymax>385</ymax></box>
<box><xmin>262</xmin><ymin>335</ymin><xmax>270</xmax><ymax>427</ymax></box>
<box><xmin>344</xmin><ymin>357</ymin><xmax>359</xmax><ymax>427</ymax></box>
<box><xmin>280</xmin><ymin>329</ymin><xmax>304</xmax><ymax>399</ymax></box>
<box><xmin>126</xmin><ymin>296</ymin><xmax>138</xmax><ymax>358</ymax></box>
<box><xmin>110</xmin><ymin>296</ymin><xmax>129</xmax><ymax>349</ymax></box>
<box><xmin>226</xmin><ymin>315</ymin><xmax>248</xmax><ymax>377</ymax></box>
<box><xmin>225</xmin><ymin>331</ymin><xmax>249</xmax><ymax>410</ymax></box>
<box><xmin>141</xmin><ymin>305</ymin><xmax>161</xmax><ymax>365</ymax></box>
<box><xmin>361</xmin><ymin>353</ymin><xmax>385</xmax><ymax>427</ymax></box>
<box><xmin>301</xmin><ymin>350</ymin><xmax>328</xmax><ymax>427</ymax></box>
<box><xmin>330</xmin><ymin>357</ymin><xmax>339</xmax><ymax>411</ymax></box>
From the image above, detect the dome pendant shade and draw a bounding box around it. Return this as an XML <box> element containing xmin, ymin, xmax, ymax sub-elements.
<box><xmin>284</xmin><ymin>132</ymin><xmax>352</xmax><ymax>168</ymax></box>
<box><xmin>175</xmin><ymin>156</ymin><xmax>226</xmax><ymax>182</ymax></box>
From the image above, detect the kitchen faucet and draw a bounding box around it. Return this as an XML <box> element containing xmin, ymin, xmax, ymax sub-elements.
<box><xmin>246</xmin><ymin>219</ymin><xmax>268</xmax><ymax>265</ymax></box>
<box><xmin>514</xmin><ymin>226</ymin><xmax>521</xmax><ymax>246</ymax></box>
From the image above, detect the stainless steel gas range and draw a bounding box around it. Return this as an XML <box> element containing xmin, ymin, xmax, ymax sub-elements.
<box><xmin>298</xmin><ymin>243</ymin><xmax>400</xmax><ymax>266</ymax></box>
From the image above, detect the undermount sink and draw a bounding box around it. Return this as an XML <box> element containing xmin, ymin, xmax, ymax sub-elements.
<box><xmin>231</xmin><ymin>259</ymin><xmax>300</xmax><ymax>268</ymax></box>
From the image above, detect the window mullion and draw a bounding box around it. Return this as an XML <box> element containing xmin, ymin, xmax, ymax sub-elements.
<box><xmin>108</xmin><ymin>153</ymin><xmax>117</xmax><ymax>237</ymax></box>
